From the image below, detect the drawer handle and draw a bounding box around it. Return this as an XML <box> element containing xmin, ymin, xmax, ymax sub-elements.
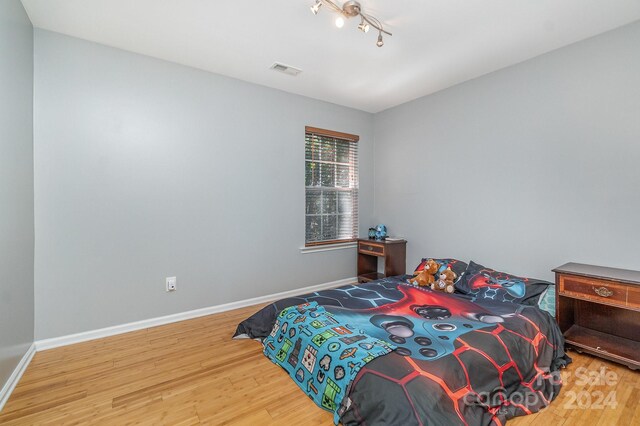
<box><xmin>593</xmin><ymin>286</ymin><xmax>613</xmax><ymax>297</ymax></box>
<box><xmin>367</xmin><ymin>246</ymin><xmax>373</xmax><ymax>251</ymax></box>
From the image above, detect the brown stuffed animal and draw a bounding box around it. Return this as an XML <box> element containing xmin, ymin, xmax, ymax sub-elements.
<box><xmin>408</xmin><ymin>259</ymin><xmax>438</xmax><ymax>287</ymax></box>
<box><xmin>431</xmin><ymin>266</ymin><xmax>456</xmax><ymax>293</ymax></box>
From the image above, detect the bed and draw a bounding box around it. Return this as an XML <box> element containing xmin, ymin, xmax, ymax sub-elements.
<box><xmin>234</xmin><ymin>258</ymin><xmax>570</xmax><ymax>425</ymax></box>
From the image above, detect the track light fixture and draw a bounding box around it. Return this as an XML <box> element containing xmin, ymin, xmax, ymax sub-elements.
<box><xmin>357</xmin><ymin>19</ymin><xmax>370</xmax><ymax>33</ymax></box>
<box><xmin>309</xmin><ymin>0</ymin><xmax>392</xmax><ymax>47</ymax></box>
<box><xmin>310</xmin><ymin>0</ymin><xmax>322</xmax><ymax>15</ymax></box>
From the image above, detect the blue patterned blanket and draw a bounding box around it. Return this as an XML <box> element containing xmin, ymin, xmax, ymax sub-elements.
<box><xmin>262</xmin><ymin>302</ymin><xmax>395</xmax><ymax>424</ymax></box>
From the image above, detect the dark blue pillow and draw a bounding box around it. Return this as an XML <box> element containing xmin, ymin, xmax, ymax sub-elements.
<box><xmin>455</xmin><ymin>261</ymin><xmax>551</xmax><ymax>304</ymax></box>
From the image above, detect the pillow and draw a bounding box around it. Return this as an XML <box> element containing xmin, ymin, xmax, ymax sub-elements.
<box><xmin>412</xmin><ymin>258</ymin><xmax>468</xmax><ymax>283</ymax></box>
<box><xmin>536</xmin><ymin>286</ymin><xmax>556</xmax><ymax>317</ymax></box>
<box><xmin>454</xmin><ymin>261</ymin><xmax>551</xmax><ymax>304</ymax></box>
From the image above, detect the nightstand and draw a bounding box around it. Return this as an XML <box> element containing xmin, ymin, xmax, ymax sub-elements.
<box><xmin>553</xmin><ymin>262</ymin><xmax>640</xmax><ymax>370</ymax></box>
<box><xmin>357</xmin><ymin>238</ymin><xmax>406</xmax><ymax>283</ymax></box>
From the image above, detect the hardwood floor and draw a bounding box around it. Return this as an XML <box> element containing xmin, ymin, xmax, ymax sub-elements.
<box><xmin>1</xmin><ymin>304</ymin><xmax>638</xmax><ymax>425</ymax></box>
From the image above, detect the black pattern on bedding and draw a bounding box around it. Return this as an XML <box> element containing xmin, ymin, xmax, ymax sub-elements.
<box><xmin>234</xmin><ymin>277</ymin><xmax>570</xmax><ymax>425</ymax></box>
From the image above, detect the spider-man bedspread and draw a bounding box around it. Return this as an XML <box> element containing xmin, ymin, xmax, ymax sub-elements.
<box><xmin>234</xmin><ymin>277</ymin><xmax>570</xmax><ymax>425</ymax></box>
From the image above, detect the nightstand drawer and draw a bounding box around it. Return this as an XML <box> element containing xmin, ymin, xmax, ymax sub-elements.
<box><xmin>628</xmin><ymin>286</ymin><xmax>640</xmax><ymax>310</ymax></box>
<box><xmin>358</xmin><ymin>241</ymin><xmax>385</xmax><ymax>256</ymax></box>
<box><xmin>559</xmin><ymin>275</ymin><xmax>627</xmax><ymax>307</ymax></box>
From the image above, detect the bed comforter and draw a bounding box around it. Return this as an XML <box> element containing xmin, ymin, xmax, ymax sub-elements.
<box><xmin>234</xmin><ymin>277</ymin><xmax>570</xmax><ymax>425</ymax></box>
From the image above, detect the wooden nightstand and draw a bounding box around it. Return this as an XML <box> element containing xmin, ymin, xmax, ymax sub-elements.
<box><xmin>553</xmin><ymin>262</ymin><xmax>640</xmax><ymax>370</ymax></box>
<box><xmin>357</xmin><ymin>238</ymin><xmax>406</xmax><ymax>283</ymax></box>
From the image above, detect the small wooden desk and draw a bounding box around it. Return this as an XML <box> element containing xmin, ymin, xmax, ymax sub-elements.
<box><xmin>553</xmin><ymin>262</ymin><xmax>640</xmax><ymax>370</ymax></box>
<box><xmin>357</xmin><ymin>238</ymin><xmax>406</xmax><ymax>283</ymax></box>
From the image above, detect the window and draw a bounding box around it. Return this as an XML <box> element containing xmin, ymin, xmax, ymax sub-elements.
<box><xmin>305</xmin><ymin>126</ymin><xmax>359</xmax><ymax>246</ymax></box>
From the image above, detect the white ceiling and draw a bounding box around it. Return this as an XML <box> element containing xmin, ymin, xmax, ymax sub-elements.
<box><xmin>21</xmin><ymin>0</ymin><xmax>640</xmax><ymax>113</ymax></box>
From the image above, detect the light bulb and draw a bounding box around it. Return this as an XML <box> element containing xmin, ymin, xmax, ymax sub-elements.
<box><xmin>358</xmin><ymin>21</ymin><xmax>370</xmax><ymax>33</ymax></box>
<box><xmin>310</xmin><ymin>1</ymin><xmax>321</xmax><ymax>15</ymax></box>
<box><xmin>376</xmin><ymin>33</ymin><xmax>384</xmax><ymax>47</ymax></box>
<box><xmin>335</xmin><ymin>16</ymin><xmax>345</xmax><ymax>28</ymax></box>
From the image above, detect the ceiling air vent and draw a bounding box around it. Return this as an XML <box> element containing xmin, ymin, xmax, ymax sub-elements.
<box><xmin>270</xmin><ymin>62</ymin><xmax>302</xmax><ymax>76</ymax></box>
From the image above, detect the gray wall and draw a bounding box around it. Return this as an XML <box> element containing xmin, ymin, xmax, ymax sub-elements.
<box><xmin>32</xmin><ymin>21</ymin><xmax>640</xmax><ymax>339</ymax></box>
<box><xmin>33</xmin><ymin>30</ymin><xmax>374</xmax><ymax>340</ymax></box>
<box><xmin>0</xmin><ymin>1</ymin><xmax>34</xmax><ymax>390</ymax></box>
<box><xmin>373</xmin><ymin>21</ymin><xmax>640</xmax><ymax>282</ymax></box>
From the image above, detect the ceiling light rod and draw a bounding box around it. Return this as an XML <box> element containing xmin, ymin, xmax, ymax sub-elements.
<box><xmin>310</xmin><ymin>0</ymin><xmax>392</xmax><ymax>45</ymax></box>
<box><xmin>358</xmin><ymin>12</ymin><xmax>391</xmax><ymax>36</ymax></box>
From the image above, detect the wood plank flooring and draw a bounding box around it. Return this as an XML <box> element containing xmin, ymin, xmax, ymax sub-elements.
<box><xmin>1</xmin><ymin>304</ymin><xmax>638</xmax><ymax>425</ymax></box>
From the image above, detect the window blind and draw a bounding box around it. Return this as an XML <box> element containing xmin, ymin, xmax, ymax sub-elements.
<box><xmin>305</xmin><ymin>127</ymin><xmax>359</xmax><ymax>246</ymax></box>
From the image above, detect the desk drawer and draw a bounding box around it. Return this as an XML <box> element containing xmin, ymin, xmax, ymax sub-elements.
<box><xmin>358</xmin><ymin>241</ymin><xmax>385</xmax><ymax>256</ymax></box>
<box><xmin>559</xmin><ymin>275</ymin><xmax>627</xmax><ymax>307</ymax></box>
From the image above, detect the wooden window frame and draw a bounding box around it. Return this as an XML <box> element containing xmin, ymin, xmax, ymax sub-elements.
<box><xmin>304</xmin><ymin>126</ymin><xmax>359</xmax><ymax>247</ymax></box>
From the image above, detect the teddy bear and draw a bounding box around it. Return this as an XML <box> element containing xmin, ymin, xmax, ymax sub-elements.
<box><xmin>408</xmin><ymin>259</ymin><xmax>439</xmax><ymax>287</ymax></box>
<box><xmin>431</xmin><ymin>266</ymin><xmax>457</xmax><ymax>293</ymax></box>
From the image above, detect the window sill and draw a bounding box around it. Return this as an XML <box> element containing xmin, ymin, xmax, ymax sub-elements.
<box><xmin>300</xmin><ymin>242</ymin><xmax>357</xmax><ymax>254</ymax></box>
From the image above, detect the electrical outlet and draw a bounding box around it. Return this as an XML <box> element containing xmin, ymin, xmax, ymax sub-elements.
<box><xmin>166</xmin><ymin>276</ymin><xmax>177</xmax><ymax>292</ymax></box>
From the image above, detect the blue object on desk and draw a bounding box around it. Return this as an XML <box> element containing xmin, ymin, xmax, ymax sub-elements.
<box><xmin>375</xmin><ymin>224</ymin><xmax>387</xmax><ymax>240</ymax></box>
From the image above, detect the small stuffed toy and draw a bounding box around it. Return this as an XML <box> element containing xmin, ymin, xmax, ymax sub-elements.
<box><xmin>408</xmin><ymin>259</ymin><xmax>439</xmax><ymax>287</ymax></box>
<box><xmin>431</xmin><ymin>266</ymin><xmax>457</xmax><ymax>294</ymax></box>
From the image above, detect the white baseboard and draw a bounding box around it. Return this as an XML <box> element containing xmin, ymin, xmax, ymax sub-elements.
<box><xmin>0</xmin><ymin>343</ymin><xmax>36</xmax><ymax>413</ymax></box>
<box><xmin>35</xmin><ymin>277</ymin><xmax>356</xmax><ymax>352</ymax></box>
